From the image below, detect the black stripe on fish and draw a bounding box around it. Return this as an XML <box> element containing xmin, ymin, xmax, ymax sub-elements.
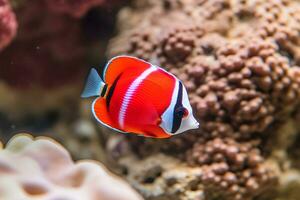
<box><xmin>100</xmin><ymin>84</ymin><xmax>108</xmax><ymax>97</ymax></box>
<box><xmin>171</xmin><ymin>81</ymin><xmax>183</xmax><ymax>133</ymax></box>
<box><xmin>106</xmin><ymin>74</ymin><xmax>122</xmax><ymax>110</ymax></box>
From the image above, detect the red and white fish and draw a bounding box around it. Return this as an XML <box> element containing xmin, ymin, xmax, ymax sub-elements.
<box><xmin>81</xmin><ymin>56</ymin><xmax>199</xmax><ymax>138</ymax></box>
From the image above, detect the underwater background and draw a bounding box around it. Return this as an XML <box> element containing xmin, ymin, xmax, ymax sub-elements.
<box><xmin>0</xmin><ymin>0</ymin><xmax>300</xmax><ymax>199</ymax></box>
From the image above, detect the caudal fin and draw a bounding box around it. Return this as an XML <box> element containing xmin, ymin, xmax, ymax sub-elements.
<box><xmin>81</xmin><ymin>68</ymin><xmax>106</xmax><ymax>98</ymax></box>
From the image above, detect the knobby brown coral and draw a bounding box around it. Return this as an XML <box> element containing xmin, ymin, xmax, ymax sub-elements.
<box><xmin>0</xmin><ymin>134</ymin><xmax>143</xmax><ymax>200</ymax></box>
<box><xmin>107</xmin><ymin>0</ymin><xmax>300</xmax><ymax>199</ymax></box>
<box><xmin>0</xmin><ymin>0</ymin><xmax>17</xmax><ymax>51</ymax></box>
<box><xmin>188</xmin><ymin>137</ymin><xmax>277</xmax><ymax>200</ymax></box>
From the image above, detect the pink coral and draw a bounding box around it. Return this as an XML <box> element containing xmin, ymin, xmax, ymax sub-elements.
<box><xmin>0</xmin><ymin>0</ymin><xmax>17</xmax><ymax>51</ymax></box>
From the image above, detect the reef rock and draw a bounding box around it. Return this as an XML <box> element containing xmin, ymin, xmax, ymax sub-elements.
<box><xmin>0</xmin><ymin>134</ymin><xmax>143</xmax><ymax>200</ymax></box>
<box><xmin>118</xmin><ymin>153</ymin><xmax>204</xmax><ymax>200</ymax></box>
<box><xmin>107</xmin><ymin>0</ymin><xmax>300</xmax><ymax>199</ymax></box>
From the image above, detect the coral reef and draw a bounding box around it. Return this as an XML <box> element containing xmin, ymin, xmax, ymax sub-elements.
<box><xmin>107</xmin><ymin>0</ymin><xmax>300</xmax><ymax>199</ymax></box>
<box><xmin>0</xmin><ymin>134</ymin><xmax>143</xmax><ymax>200</ymax></box>
<box><xmin>0</xmin><ymin>0</ymin><xmax>17</xmax><ymax>51</ymax></box>
<box><xmin>118</xmin><ymin>153</ymin><xmax>204</xmax><ymax>200</ymax></box>
<box><xmin>1</xmin><ymin>0</ymin><xmax>300</xmax><ymax>199</ymax></box>
<box><xmin>187</xmin><ymin>137</ymin><xmax>277</xmax><ymax>200</ymax></box>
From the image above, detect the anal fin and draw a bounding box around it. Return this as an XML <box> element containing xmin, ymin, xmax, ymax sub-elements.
<box><xmin>92</xmin><ymin>97</ymin><xmax>126</xmax><ymax>133</ymax></box>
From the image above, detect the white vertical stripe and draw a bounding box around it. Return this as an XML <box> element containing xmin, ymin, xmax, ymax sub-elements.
<box><xmin>118</xmin><ymin>66</ymin><xmax>157</xmax><ymax>128</ymax></box>
<box><xmin>159</xmin><ymin>80</ymin><xmax>179</xmax><ymax>133</ymax></box>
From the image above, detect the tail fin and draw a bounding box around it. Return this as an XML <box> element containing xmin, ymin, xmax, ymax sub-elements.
<box><xmin>81</xmin><ymin>68</ymin><xmax>106</xmax><ymax>98</ymax></box>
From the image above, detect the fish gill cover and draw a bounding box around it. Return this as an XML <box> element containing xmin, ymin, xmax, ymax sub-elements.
<box><xmin>107</xmin><ymin>0</ymin><xmax>300</xmax><ymax>200</ymax></box>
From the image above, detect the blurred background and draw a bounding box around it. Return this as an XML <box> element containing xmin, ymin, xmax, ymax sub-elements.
<box><xmin>0</xmin><ymin>0</ymin><xmax>128</xmax><ymax>161</ymax></box>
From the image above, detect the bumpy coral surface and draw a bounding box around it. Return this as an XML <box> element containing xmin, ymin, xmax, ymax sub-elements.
<box><xmin>188</xmin><ymin>138</ymin><xmax>277</xmax><ymax>200</ymax></box>
<box><xmin>0</xmin><ymin>134</ymin><xmax>143</xmax><ymax>200</ymax></box>
<box><xmin>107</xmin><ymin>0</ymin><xmax>300</xmax><ymax>199</ymax></box>
<box><xmin>0</xmin><ymin>0</ymin><xmax>17</xmax><ymax>51</ymax></box>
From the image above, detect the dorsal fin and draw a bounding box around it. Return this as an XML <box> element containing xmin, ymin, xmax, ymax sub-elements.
<box><xmin>103</xmin><ymin>56</ymin><xmax>151</xmax><ymax>85</ymax></box>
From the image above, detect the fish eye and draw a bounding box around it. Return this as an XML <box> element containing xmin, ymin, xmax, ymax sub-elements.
<box><xmin>183</xmin><ymin>108</ymin><xmax>189</xmax><ymax>118</ymax></box>
<box><xmin>175</xmin><ymin>107</ymin><xmax>189</xmax><ymax>119</ymax></box>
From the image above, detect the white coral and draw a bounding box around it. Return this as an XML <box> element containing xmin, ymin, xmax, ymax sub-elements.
<box><xmin>0</xmin><ymin>134</ymin><xmax>143</xmax><ymax>200</ymax></box>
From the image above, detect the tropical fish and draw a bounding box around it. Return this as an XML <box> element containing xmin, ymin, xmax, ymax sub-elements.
<box><xmin>81</xmin><ymin>56</ymin><xmax>199</xmax><ymax>138</ymax></box>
